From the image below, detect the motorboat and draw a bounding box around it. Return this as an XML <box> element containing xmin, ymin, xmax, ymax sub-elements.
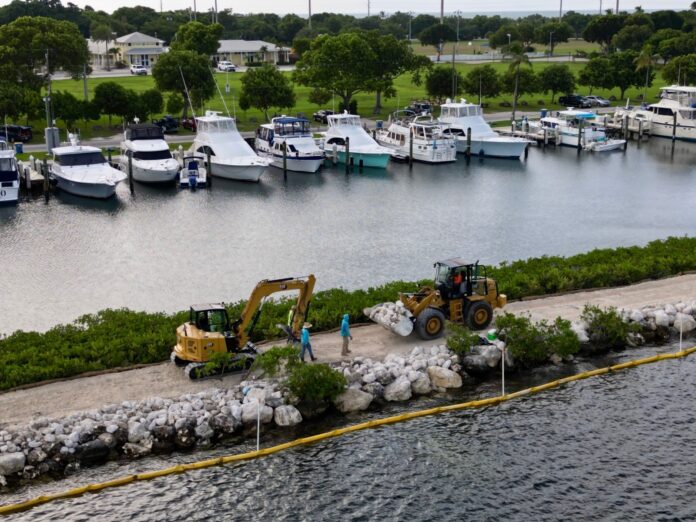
<box><xmin>374</xmin><ymin>111</ymin><xmax>457</xmax><ymax>164</ymax></box>
<box><xmin>0</xmin><ymin>138</ymin><xmax>19</xmax><ymax>205</ymax></box>
<box><xmin>322</xmin><ymin>112</ymin><xmax>391</xmax><ymax>168</ymax></box>
<box><xmin>119</xmin><ymin>122</ymin><xmax>179</xmax><ymax>183</ymax></box>
<box><xmin>584</xmin><ymin>137</ymin><xmax>625</xmax><ymax>152</ymax></box>
<box><xmin>256</xmin><ymin>116</ymin><xmax>324</xmax><ymax>173</ymax></box>
<box><xmin>191</xmin><ymin>111</ymin><xmax>269</xmax><ymax>182</ymax></box>
<box><xmin>529</xmin><ymin>110</ymin><xmax>625</xmax><ymax>149</ymax></box>
<box><xmin>438</xmin><ymin>98</ymin><xmax>529</xmax><ymax>159</ymax></box>
<box><xmin>50</xmin><ymin>135</ymin><xmax>127</xmax><ymax>199</ymax></box>
<box><xmin>179</xmin><ymin>155</ymin><xmax>207</xmax><ymax>189</ymax></box>
<box><xmin>613</xmin><ymin>85</ymin><xmax>696</xmax><ymax>142</ymax></box>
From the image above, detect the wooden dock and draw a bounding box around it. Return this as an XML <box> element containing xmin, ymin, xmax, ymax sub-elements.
<box><xmin>498</xmin><ymin>127</ymin><xmax>560</xmax><ymax>146</ymax></box>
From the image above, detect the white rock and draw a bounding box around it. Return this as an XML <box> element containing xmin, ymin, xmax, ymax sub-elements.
<box><xmin>0</xmin><ymin>452</ymin><xmax>25</xmax><ymax>475</ymax></box>
<box><xmin>664</xmin><ymin>304</ymin><xmax>677</xmax><ymax>315</ymax></box>
<box><xmin>195</xmin><ymin>422</ymin><xmax>214</xmax><ymax>440</ymax></box>
<box><xmin>333</xmin><ymin>389</ymin><xmax>373</xmax><ymax>413</ymax></box>
<box><xmin>629</xmin><ymin>310</ymin><xmax>644</xmax><ymax>323</ymax></box>
<box><xmin>411</xmin><ymin>346</ymin><xmax>423</xmax><ymax>357</ymax></box>
<box><xmin>674</xmin><ymin>313</ymin><xmax>696</xmax><ymax>333</ymax></box>
<box><xmin>480</xmin><ymin>345</ymin><xmax>502</xmax><ymax>368</ymax></box>
<box><xmin>407</xmin><ymin>370</ymin><xmax>421</xmax><ymax>382</ymax></box>
<box><xmin>362</xmin><ymin>372</ymin><xmax>376</xmax><ymax>384</ymax></box>
<box><xmin>106</xmin><ymin>424</ymin><xmax>119</xmax><ymax>434</ymax></box>
<box><xmin>430</xmin><ymin>346</ymin><xmax>440</xmax><ymax>356</ymax></box>
<box><xmin>411</xmin><ymin>359</ymin><xmax>427</xmax><ymax>371</ymax></box>
<box><xmin>127</xmin><ymin>421</ymin><xmax>149</xmax><ymax>443</ymax></box>
<box><xmin>384</xmin><ymin>376</ymin><xmax>413</xmax><ymax>402</ymax></box>
<box><xmin>654</xmin><ymin>310</ymin><xmax>670</xmax><ymax>327</ymax></box>
<box><xmin>427</xmin><ymin>366</ymin><xmax>463</xmax><ymax>389</ymax></box>
<box><xmin>570</xmin><ymin>321</ymin><xmax>590</xmax><ymax>343</ymax></box>
<box><xmin>241</xmin><ymin>401</ymin><xmax>274</xmax><ymax>424</ymax></box>
<box><xmin>274</xmin><ymin>405</ymin><xmax>303</xmax><ymax>426</ymax></box>
<box><xmin>243</xmin><ymin>388</ymin><xmax>267</xmax><ymax>406</ymax></box>
<box><xmin>411</xmin><ymin>373</ymin><xmax>432</xmax><ymax>395</ymax></box>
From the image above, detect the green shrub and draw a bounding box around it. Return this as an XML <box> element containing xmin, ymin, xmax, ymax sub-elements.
<box><xmin>286</xmin><ymin>363</ymin><xmax>347</xmax><ymax>403</ymax></box>
<box><xmin>202</xmin><ymin>351</ymin><xmax>250</xmax><ymax>377</ymax></box>
<box><xmin>581</xmin><ymin>305</ymin><xmax>638</xmax><ymax>351</ymax></box>
<box><xmin>252</xmin><ymin>345</ymin><xmax>300</xmax><ymax>377</ymax></box>
<box><xmin>446</xmin><ymin>322</ymin><xmax>482</xmax><ymax>355</ymax></box>
<box><xmin>546</xmin><ymin>317</ymin><xmax>581</xmax><ymax>358</ymax></box>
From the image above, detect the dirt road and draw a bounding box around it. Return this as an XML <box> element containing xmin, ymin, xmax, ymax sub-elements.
<box><xmin>2</xmin><ymin>274</ymin><xmax>694</xmax><ymax>429</ymax></box>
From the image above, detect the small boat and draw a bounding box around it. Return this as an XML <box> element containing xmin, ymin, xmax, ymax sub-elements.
<box><xmin>438</xmin><ymin>98</ymin><xmax>530</xmax><ymax>159</ymax></box>
<box><xmin>584</xmin><ymin>138</ymin><xmax>625</xmax><ymax>152</ymax></box>
<box><xmin>50</xmin><ymin>135</ymin><xmax>127</xmax><ymax>199</ymax></box>
<box><xmin>256</xmin><ymin>116</ymin><xmax>324</xmax><ymax>173</ymax></box>
<box><xmin>119</xmin><ymin>122</ymin><xmax>179</xmax><ymax>184</ymax></box>
<box><xmin>0</xmin><ymin>138</ymin><xmax>19</xmax><ymax>205</ymax></box>
<box><xmin>191</xmin><ymin>111</ymin><xmax>269</xmax><ymax>182</ymax></box>
<box><xmin>375</xmin><ymin>111</ymin><xmax>457</xmax><ymax>164</ymax></box>
<box><xmin>529</xmin><ymin>109</ymin><xmax>626</xmax><ymax>149</ymax></box>
<box><xmin>322</xmin><ymin>112</ymin><xmax>391</xmax><ymax>168</ymax></box>
<box><xmin>179</xmin><ymin>155</ymin><xmax>207</xmax><ymax>189</ymax></box>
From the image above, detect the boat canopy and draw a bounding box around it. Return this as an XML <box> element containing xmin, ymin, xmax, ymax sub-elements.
<box><xmin>440</xmin><ymin>105</ymin><xmax>482</xmax><ymax>118</ymax></box>
<box><xmin>126</xmin><ymin>124</ymin><xmax>164</xmax><ymax>141</ymax></box>
<box><xmin>559</xmin><ymin>111</ymin><xmax>596</xmax><ymax>119</ymax></box>
<box><xmin>0</xmin><ymin>138</ymin><xmax>8</xmax><ymax>151</ymax></box>
<box><xmin>196</xmin><ymin>117</ymin><xmax>238</xmax><ymax>133</ymax></box>
<box><xmin>272</xmin><ymin>117</ymin><xmax>310</xmax><ymax>136</ymax></box>
<box><xmin>327</xmin><ymin>113</ymin><xmax>360</xmax><ymax>127</ymax></box>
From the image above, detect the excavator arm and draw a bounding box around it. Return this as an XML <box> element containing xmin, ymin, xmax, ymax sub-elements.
<box><xmin>234</xmin><ymin>275</ymin><xmax>316</xmax><ymax>346</ymax></box>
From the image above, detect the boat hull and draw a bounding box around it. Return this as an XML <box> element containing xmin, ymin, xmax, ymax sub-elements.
<box><xmin>336</xmin><ymin>150</ymin><xmax>390</xmax><ymax>169</ymax></box>
<box><xmin>208</xmin><ymin>162</ymin><xmax>266</xmax><ymax>182</ymax></box>
<box><xmin>128</xmin><ymin>162</ymin><xmax>179</xmax><ymax>184</ymax></box>
<box><xmin>269</xmin><ymin>156</ymin><xmax>324</xmax><ymax>173</ymax></box>
<box><xmin>54</xmin><ymin>176</ymin><xmax>119</xmax><ymax>199</ymax></box>
<box><xmin>0</xmin><ymin>183</ymin><xmax>19</xmax><ymax>205</ymax></box>
<box><xmin>456</xmin><ymin>138</ymin><xmax>528</xmax><ymax>159</ymax></box>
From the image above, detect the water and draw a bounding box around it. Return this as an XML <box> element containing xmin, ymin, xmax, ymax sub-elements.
<box><xmin>3</xmin><ymin>343</ymin><xmax>695</xmax><ymax>520</ymax></box>
<box><xmin>1</xmin><ymin>139</ymin><xmax>695</xmax><ymax>334</ymax></box>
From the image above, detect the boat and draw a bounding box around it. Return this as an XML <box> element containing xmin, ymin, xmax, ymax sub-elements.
<box><xmin>529</xmin><ymin>109</ymin><xmax>626</xmax><ymax>149</ymax></box>
<box><xmin>322</xmin><ymin>112</ymin><xmax>391</xmax><ymax>168</ymax></box>
<box><xmin>438</xmin><ymin>98</ymin><xmax>529</xmax><ymax>159</ymax></box>
<box><xmin>119</xmin><ymin>122</ymin><xmax>179</xmax><ymax>183</ymax></box>
<box><xmin>374</xmin><ymin>111</ymin><xmax>457</xmax><ymax>164</ymax></box>
<box><xmin>256</xmin><ymin>116</ymin><xmax>324</xmax><ymax>173</ymax></box>
<box><xmin>191</xmin><ymin>111</ymin><xmax>270</xmax><ymax>182</ymax></box>
<box><xmin>179</xmin><ymin>155</ymin><xmax>207</xmax><ymax>189</ymax></box>
<box><xmin>613</xmin><ymin>85</ymin><xmax>696</xmax><ymax>142</ymax></box>
<box><xmin>0</xmin><ymin>138</ymin><xmax>19</xmax><ymax>205</ymax></box>
<box><xmin>50</xmin><ymin>135</ymin><xmax>127</xmax><ymax>199</ymax></box>
<box><xmin>584</xmin><ymin>137</ymin><xmax>625</xmax><ymax>152</ymax></box>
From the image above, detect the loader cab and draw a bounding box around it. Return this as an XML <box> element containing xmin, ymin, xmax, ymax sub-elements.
<box><xmin>434</xmin><ymin>259</ymin><xmax>488</xmax><ymax>299</ymax></box>
<box><xmin>190</xmin><ymin>304</ymin><xmax>230</xmax><ymax>333</ymax></box>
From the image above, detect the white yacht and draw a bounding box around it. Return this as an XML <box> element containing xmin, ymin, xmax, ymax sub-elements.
<box><xmin>191</xmin><ymin>111</ymin><xmax>269</xmax><ymax>182</ymax></box>
<box><xmin>50</xmin><ymin>136</ymin><xmax>127</xmax><ymax>199</ymax></box>
<box><xmin>438</xmin><ymin>98</ymin><xmax>529</xmax><ymax>159</ymax></box>
<box><xmin>375</xmin><ymin>111</ymin><xmax>457</xmax><ymax>164</ymax></box>
<box><xmin>530</xmin><ymin>110</ymin><xmax>625</xmax><ymax>149</ymax></box>
<box><xmin>0</xmin><ymin>139</ymin><xmax>19</xmax><ymax>205</ymax></box>
<box><xmin>613</xmin><ymin>85</ymin><xmax>696</xmax><ymax>142</ymax></box>
<box><xmin>179</xmin><ymin>155</ymin><xmax>207</xmax><ymax>189</ymax></box>
<box><xmin>119</xmin><ymin>123</ymin><xmax>179</xmax><ymax>183</ymax></box>
<box><xmin>256</xmin><ymin>116</ymin><xmax>324</xmax><ymax>173</ymax></box>
<box><xmin>322</xmin><ymin>112</ymin><xmax>391</xmax><ymax>168</ymax></box>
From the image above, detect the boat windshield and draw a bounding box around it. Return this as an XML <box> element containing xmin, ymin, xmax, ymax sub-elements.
<box><xmin>0</xmin><ymin>157</ymin><xmax>17</xmax><ymax>172</ymax></box>
<box><xmin>0</xmin><ymin>140</ymin><xmax>8</xmax><ymax>151</ymax></box>
<box><xmin>678</xmin><ymin>108</ymin><xmax>696</xmax><ymax>120</ymax></box>
<box><xmin>441</xmin><ymin>106</ymin><xmax>481</xmax><ymax>118</ymax></box>
<box><xmin>660</xmin><ymin>89</ymin><xmax>696</xmax><ymax>107</ymax></box>
<box><xmin>198</xmin><ymin>119</ymin><xmax>237</xmax><ymax>133</ymax></box>
<box><xmin>133</xmin><ymin>149</ymin><xmax>173</xmax><ymax>160</ymax></box>
<box><xmin>329</xmin><ymin>116</ymin><xmax>360</xmax><ymax>127</ymax></box>
<box><xmin>55</xmin><ymin>152</ymin><xmax>106</xmax><ymax>166</ymax></box>
<box><xmin>274</xmin><ymin>120</ymin><xmax>309</xmax><ymax>135</ymax></box>
<box><xmin>126</xmin><ymin>125</ymin><xmax>164</xmax><ymax>141</ymax></box>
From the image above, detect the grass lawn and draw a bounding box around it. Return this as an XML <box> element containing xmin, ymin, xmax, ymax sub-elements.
<box><xmin>38</xmin><ymin>62</ymin><xmax>662</xmax><ymax>143</ymax></box>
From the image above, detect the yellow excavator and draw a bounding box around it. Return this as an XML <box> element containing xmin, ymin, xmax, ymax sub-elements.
<box><xmin>171</xmin><ymin>275</ymin><xmax>316</xmax><ymax>379</ymax></box>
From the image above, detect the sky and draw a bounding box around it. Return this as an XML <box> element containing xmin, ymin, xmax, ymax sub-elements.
<box><xmin>0</xmin><ymin>0</ymin><xmax>689</xmax><ymax>15</ymax></box>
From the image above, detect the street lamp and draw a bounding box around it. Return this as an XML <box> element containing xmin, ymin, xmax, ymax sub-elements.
<box><xmin>549</xmin><ymin>31</ymin><xmax>554</xmax><ymax>56</ymax></box>
<box><xmin>408</xmin><ymin>11</ymin><xmax>413</xmax><ymax>41</ymax></box>
<box><xmin>507</xmin><ymin>33</ymin><xmax>511</xmax><ymax>46</ymax></box>
<box><xmin>454</xmin><ymin>10</ymin><xmax>462</xmax><ymax>42</ymax></box>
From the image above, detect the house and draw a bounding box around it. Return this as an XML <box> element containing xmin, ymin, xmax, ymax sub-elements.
<box><xmin>215</xmin><ymin>40</ymin><xmax>291</xmax><ymax>67</ymax></box>
<box><xmin>88</xmin><ymin>31</ymin><xmax>167</xmax><ymax>69</ymax></box>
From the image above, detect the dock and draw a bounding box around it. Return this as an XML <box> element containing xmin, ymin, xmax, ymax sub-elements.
<box><xmin>498</xmin><ymin>127</ymin><xmax>560</xmax><ymax>146</ymax></box>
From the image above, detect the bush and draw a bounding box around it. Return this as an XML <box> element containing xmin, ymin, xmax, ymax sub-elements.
<box><xmin>446</xmin><ymin>322</ymin><xmax>482</xmax><ymax>355</ymax></box>
<box><xmin>286</xmin><ymin>363</ymin><xmax>346</xmax><ymax>403</ymax></box>
<box><xmin>338</xmin><ymin>100</ymin><xmax>357</xmax><ymax>114</ymax></box>
<box><xmin>581</xmin><ymin>305</ymin><xmax>638</xmax><ymax>352</ymax></box>
<box><xmin>202</xmin><ymin>351</ymin><xmax>250</xmax><ymax>377</ymax></box>
<box><xmin>546</xmin><ymin>317</ymin><xmax>581</xmax><ymax>358</ymax></box>
<box><xmin>252</xmin><ymin>345</ymin><xmax>299</xmax><ymax>377</ymax></box>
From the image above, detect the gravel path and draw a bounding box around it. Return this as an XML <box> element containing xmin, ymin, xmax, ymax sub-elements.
<box><xmin>2</xmin><ymin>274</ymin><xmax>695</xmax><ymax>429</ymax></box>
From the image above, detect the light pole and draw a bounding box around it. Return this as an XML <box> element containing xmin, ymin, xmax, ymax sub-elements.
<box><xmin>507</xmin><ymin>33</ymin><xmax>511</xmax><ymax>46</ymax></box>
<box><xmin>308</xmin><ymin>0</ymin><xmax>312</xmax><ymax>29</ymax></box>
<box><xmin>615</xmin><ymin>0</ymin><xmax>619</xmax><ymax>14</ymax></box>
<box><xmin>408</xmin><ymin>11</ymin><xmax>413</xmax><ymax>41</ymax></box>
<box><xmin>455</xmin><ymin>10</ymin><xmax>462</xmax><ymax>42</ymax></box>
<box><xmin>599</xmin><ymin>0</ymin><xmax>603</xmax><ymax>14</ymax></box>
<box><xmin>440</xmin><ymin>0</ymin><xmax>444</xmax><ymax>25</ymax></box>
<box><xmin>549</xmin><ymin>31</ymin><xmax>554</xmax><ymax>56</ymax></box>
<box><xmin>559</xmin><ymin>0</ymin><xmax>563</xmax><ymax>21</ymax></box>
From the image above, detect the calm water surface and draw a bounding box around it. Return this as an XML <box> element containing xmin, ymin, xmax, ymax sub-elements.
<box><xmin>1</xmin><ymin>139</ymin><xmax>695</xmax><ymax>333</ymax></box>
<box><xmin>2</xmin><ymin>343</ymin><xmax>695</xmax><ymax>521</ymax></box>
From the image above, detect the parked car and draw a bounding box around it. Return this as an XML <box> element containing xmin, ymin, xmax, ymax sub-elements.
<box><xmin>217</xmin><ymin>61</ymin><xmax>237</xmax><ymax>72</ymax></box>
<box><xmin>2</xmin><ymin>124</ymin><xmax>33</xmax><ymax>142</ymax></box>
<box><xmin>181</xmin><ymin>117</ymin><xmax>197</xmax><ymax>132</ymax></box>
<box><xmin>408</xmin><ymin>101</ymin><xmax>432</xmax><ymax>114</ymax></box>
<box><xmin>130</xmin><ymin>64</ymin><xmax>148</xmax><ymax>75</ymax></box>
<box><xmin>152</xmin><ymin>115</ymin><xmax>179</xmax><ymax>134</ymax></box>
<box><xmin>583</xmin><ymin>95</ymin><xmax>611</xmax><ymax>108</ymax></box>
<box><xmin>558</xmin><ymin>94</ymin><xmax>592</xmax><ymax>108</ymax></box>
<box><xmin>313</xmin><ymin>109</ymin><xmax>334</xmax><ymax>124</ymax></box>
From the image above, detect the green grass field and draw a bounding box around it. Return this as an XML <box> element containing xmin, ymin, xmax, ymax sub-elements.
<box><xmin>38</xmin><ymin>61</ymin><xmax>662</xmax><ymax>142</ymax></box>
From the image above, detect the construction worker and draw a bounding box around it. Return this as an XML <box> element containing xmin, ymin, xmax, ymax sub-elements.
<box><xmin>287</xmin><ymin>305</ymin><xmax>296</xmax><ymax>327</ymax></box>
<box><xmin>300</xmin><ymin>322</ymin><xmax>316</xmax><ymax>362</ymax></box>
<box><xmin>340</xmin><ymin>314</ymin><xmax>353</xmax><ymax>356</ymax></box>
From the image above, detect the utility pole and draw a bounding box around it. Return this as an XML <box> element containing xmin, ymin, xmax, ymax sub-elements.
<box><xmin>408</xmin><ymin>11</ymin><xmax>413</xmax><ymax>41</ymax></box>
<box><xmin>160</xmin><ymin>0</ymin><xmax>162</xmax><ymax>13</ymax></box>
<box><xmin>193</xmin><ymin>0</ymin><xmax>197</xmax><ymax>20</ymax></box>
<box><xmin>214</xmin><ymin>0</ymin><xmax>218</xmax><ymax>23</ymax></box>
<box><xmin>308</xmin><ymin>0</ymin><xmax>312</xmax><ymax>29</ymax></box>
<box><xmin>559</xmin><ymin>0</ymin><xmax>563</xmax><ymax>21</ymax></box>
<box><xmin>615</xmin><ymin>0</ymin><xmax>619</xmax><ymax>14</ymax></box>
<box><xmin>599</xmin><ymin>0</ymin><xmax>603</xmax><ymax>14</ymax></box>
<box><xmin>44</xmin><ymin>49</ymin><xmax>51</xmax><ymax>130</ymax></box>
<box><xmin>440</xmin><ymin>0</ymin><xmax>444</xmax><ymax>25</ymax></box>
<box><xmin>367</xmin><ymin>0</ymin><xmax>370</xmax><ymax>16</ymax></box>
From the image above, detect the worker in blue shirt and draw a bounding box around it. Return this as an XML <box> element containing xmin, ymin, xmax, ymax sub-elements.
<box><xmin>300</xmin><ymin>322</ymin><xmax>316</xmax><ymax>362</ymax></box>
<box><xmin>340</xmin><ymin>313</ymin><xmax>353</xmax><ymax>356</ymax></box>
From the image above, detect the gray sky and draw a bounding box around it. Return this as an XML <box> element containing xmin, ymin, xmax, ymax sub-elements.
<box><xmin>0</xmin><ymin>0</ymin><xmax>689</xmax><ymax>15</ymax></box>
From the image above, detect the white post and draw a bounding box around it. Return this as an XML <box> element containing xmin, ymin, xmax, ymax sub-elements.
<box><xmin>256</xmin><ymin>400</ymin><xmax>261</xmax><ymax>451</ymax></box>
<box><xmin>679</xmin><ymin>316</ymin><xmax>684</xmax><ymax>353</ymax></box>
<box><xmin>501</xmin><ymin>344</ymin><xmax>506</xmax><ymax>396</ymax></box>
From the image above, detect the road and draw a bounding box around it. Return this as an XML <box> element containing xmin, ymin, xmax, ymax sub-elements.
<box><xmin>1</xmin><ymin>274</ymin><xmax>694</xmax><ymax>429</ymax></box>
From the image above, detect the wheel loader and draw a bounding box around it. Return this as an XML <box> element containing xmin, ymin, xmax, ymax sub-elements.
<box><xmin>171</xmin><ymin>275</ymin><xmax>316</xmax><ymax>379</ymax></box>
<box><xmin>399</xmin><ymin>260</ymin><xmax>506</xmax><ymax>340</ymax></box>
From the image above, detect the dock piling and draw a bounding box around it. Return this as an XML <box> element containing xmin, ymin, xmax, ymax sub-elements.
<box><xmin>127</xmin><ymin>151</ymin><xmax>135</xmax><ymax>195</ymax></box>
<box><xmin>282</xmin><ymin>142</ymin><xmax>287</xmax><ymax>179</ymax></box>
<box><xmin>672</xmin><ymin>112</ymin><xmax>677</xmax><ymax>141</ymax></box>
<box><xmin>358</xmin><ymin>158</ymin><xmax>363</xmax><ymax>172</ymax></box>
<box><xmin>466</xmin><ymin>127</ymin><xmax>472</xmax><ymax>158</ymax></box>
<box><xmin>332</xmin><ymin>144</ymin><xmax>337</xmax><ymax>165</ymax></box>
<box><xmin>345</xmin><ymin>136</ymin><xmax>350</xmax><ymax>174</ymax></box>
<box><xmin>409</xmin><ymin>129</ymin><xmax>413</xmax><ymax>169</ymax></box>
<box><xmin>41</xmin><ymin>157</ymin><xmax>49</xmax><ymax>203</ymax></box>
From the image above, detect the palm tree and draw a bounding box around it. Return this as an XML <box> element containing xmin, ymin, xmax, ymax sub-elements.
<box><xmin>692</xmin><ymin>1</ymin><xmax>696</xmax><ymax>10</ymax></box>
<box><xmin>634</xmin><ymin>45</ymin><xmax>658</xmax><ymax>101</ymax></box>
<box><xmin>90</xmin><ymin>23</ymin><xmax>113</xmax><ymax>71</ymax></box>
<box><xmin>508</xmin><ymin>43</ymin><xmax>531</xmax><ymax>122</ymax></box>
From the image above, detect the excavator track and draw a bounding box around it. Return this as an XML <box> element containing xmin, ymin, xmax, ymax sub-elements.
<box><xmin>183</xmin><ymin>350</ymin><xmax>257</xmax><ymax>380</ymax></box>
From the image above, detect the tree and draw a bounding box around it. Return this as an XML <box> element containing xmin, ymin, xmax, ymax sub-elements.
<box><xmin>578</xmin><ymin>56</ymin><xmax>614</xmax><ymax>94</ymax></box>
<box><xmin>582</xmin><ymin>14</ymin><xmax>625</xmax><ymax>51</ymax></box>
<box><xmin>562</xmin><ymin>11</ymin><xmax>593</xmax><ymax>38</ymax></box>
<box><xmin>166</xmin><ymin>93</ymin><xmax>185</xmax><ymax>116</ymax></box>
<box><xmin>534</xmin><ymin>22</ymin><xmax>572</xmax><ymax>55</ymax></box>
<box><xmin>90</xmin><ymin>22</ymin><xmax>112</xmax><ymax>71</ymax></box>
<box><xmin>612</xmin><ymin>24</ymin><xmax>653</xmax><ymax>52</ymax></box>
<box><xmin>489</xmin><ymin>25</ymin><xmax>522</xmax><ymax>50</ymax></box>
<box><xmin>293</xmin><ymin>33</ymin><xmax>376</xmax><ymax>110</ymax></box>
<box><xmin>239</xmin><ymin>64</ymin><xmax>295</xmax><ymax>121</ymax></box>
<box><xmin>424</xmin><ymin>66</ymin><xmax>463</xmax><ymax>103</ymax></box>
<box><xmin>138</xmin><ymin>89</ymin><xmax>164</xmax><ymax>120</ymax></box>
<box><xmin>170</xmin><ymin>21</ymin><xmax>224</xmax><ymax>57</ymax></box>
<box><xmin>308</xmin><ymin>88</ymin><xmax>332</xmax><ymax>107</ymax></box>
<box><xmin>418</xmin><ymin>23</ymin><xmax>457</xmax><ymax>62</ymax></box>
<box><xmin>505</xmin><ymin>44</ymin><xmax>533</xmax><ymax>121</ymax></box>
<box><xmin>278</xmin><ymin>14</ymin><xmax>306</xmax><ymax>44</ymax></box>
<box><xmin>609</xmin><ymin>51</ymin><xmax>645</xmax><ymax>99</ymax></box>
<box><xmin>658</xmin><ymin>32</ymin><xmax>696</xmax><ymax>62</ymax></box>
<box><xmin>662</xmin><ymin>54</ymin><xmax>696</xmax><ymax>85</ymax></box>
<box><xmin>461</xmin><ymin>65</ymin><xmax>501</xmax><ymax>104</ymax></box>
<box><xmin>152</xmin><ymin>51</ymin><xmax>217</xmax><ymax>119</ymax></box>
<box><xmin>649</xmin><ymin>10</ymin><xmax>684</xmax><ymax>31</ymax></box>
<box><xmin>538</xmin><ymin>64</ymin><xmax>576</xmax><ymax>103</ymax></box>
<box><xmin>92</xmin><ymin>81</ymin><xmax>130</xmax><ymax>125</ymax></box>
<box><xmin>52</xmin><ymin>91</ymin><xmax>84</xmax><ymax>129</ymax></box>
<box><xmin>634</xmin><ymin>45</ymin><xmax>659</xmax><ymax>100</ymax></box>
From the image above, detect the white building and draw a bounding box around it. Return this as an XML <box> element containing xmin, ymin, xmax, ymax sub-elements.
<box><xmin>215</xmin><ymin>40</ymin><xmax>291</xmax><ymax>67</ymax></box>
<box><xmin>88</xmin><ymin>31</ymin><xmax>167</xmax><ymax>69</ymax></box>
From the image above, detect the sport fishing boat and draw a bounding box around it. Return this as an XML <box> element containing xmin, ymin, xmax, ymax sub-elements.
<box><xmin>50</xmin><ymin>135</ymin><xmax>127</xmax><ymax>199</ymax></box>
<box><xmin>191</xmin><ymin>111</ymin><xmax>270</xmax><ymax>182</ymax></box>
<box><xmin>322</xmin><ymin>112</ymin><xmax>391</xmax><ymax>168</ymax></box>
<box><xmin>375</xmin><ymin>111</ymin><xmax>457</xmax><ymax>164</ymax></box>
<box><xmin>613</xmin><ymin>85</ymin><xmax>696</xmax><ymax>142</ymax></box>
<box><xmin>0</xmin><ymin>138</ymin><xmax>19</xmax><ymax>205</ymax></box>
<box><xmin>119</xmin><ymin>122</ymin><xmax>179</xmax><ymax>183</ymax></box>
<box><xmin>438</xmin><ymin>98</ymin><xmax>529</xmax><ymax>159</ymax></box>
<box><xmin>256</xmin><ymin>116</ymin><xmax>324</xmax><ymax>173</ymax></box>
<box><xmin>529</xmin><ymin>109</ymin><xmax>626</xmax><ymax>150</ymax></box>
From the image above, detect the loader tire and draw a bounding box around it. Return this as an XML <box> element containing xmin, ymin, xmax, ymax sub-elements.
<box><xmin>467</xmin><ymin>301</ymin><xmax>493</xmax><ymax>331</ymax></box>
<box><xmin>415</xmin><ymin>308</ymin><xmax>446</xmax><ymax>340</ymax></box>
